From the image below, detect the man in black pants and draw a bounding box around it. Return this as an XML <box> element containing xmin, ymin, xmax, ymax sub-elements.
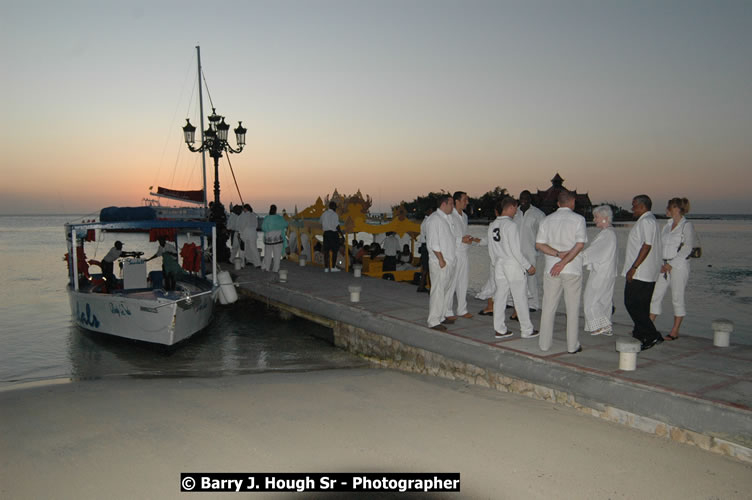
<box><xmin>319</xmin><ymin>201</ymin><xmax>341</xmax><ymax>273</ymax></box>
<box><xmin>622</xmin><ymin>195</ymin><xmax>663</xmax><ymax>350</ymax></box>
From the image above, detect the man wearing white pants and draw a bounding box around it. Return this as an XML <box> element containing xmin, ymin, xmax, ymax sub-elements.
<box><xmin>445</xmin><ymin>191</ymin><xmax>474</xmax><ymax>319</ymax></box>
<box><xmin>509</xmin><ymin>190</ymin><xmax>546</xmax><ymax>314</ymax></box>
<box><xmin>238</xmin><ymin>204</ymin><xmax>261</xmax><ymax>268</ymax></box>
<box><xmin>261</xmin><ymin>204</ymin><xmax>287</xmax><ymax>273</ymax></box>
<box><xmin>426</xmin><ymin>195</ymin><xmax>456</xmax><ymax>331</ymax></box>
<box><xmin>489</xmin><ymin>197</ymin><xmax>538</xmax><ymax>339</ymax></box>
<box><xmin>535</xmin><ymin>190</ymin><xmax>587</xmax><ymax>354</ymax></box>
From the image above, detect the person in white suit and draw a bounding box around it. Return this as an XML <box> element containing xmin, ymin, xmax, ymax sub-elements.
<box><xmin>425</xmin><ymin>195</ymin><xmax>456</xmax><ymax>331</ymax></box>
<box><xmin>445</xmin><ymin>191</ymin><xmax>474</xmax><ymax>320</ymax></box>
<box><xmin>238</xmin><ymin>204</ymin><xmax>261</xmax><ymax>268</ymax></box>
<box><xmin>488</xmin><ymin>197</ymin><xmax>538</xmax><ymax>339</ymax></box>
<box><xmin>509</xmin><ymin>190</ymin><xmax>546</xmax><ymax>320</ymax></box>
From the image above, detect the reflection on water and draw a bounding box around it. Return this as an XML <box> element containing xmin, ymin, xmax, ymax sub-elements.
<box><xmin>67</xmin><ymin>299</ymin><xmax>369</xmax><ymax>382</ymax></box>
<box><xmin>1</xmin><ymin>214</ymin><xmax>751</xmax><ymax>388</ymax></box>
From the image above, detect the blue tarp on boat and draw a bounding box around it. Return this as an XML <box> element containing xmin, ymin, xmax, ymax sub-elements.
<box><xmin>100</xmin><ymin>206</ymin><xmax>157</xmax><ymax>222</ymax></box>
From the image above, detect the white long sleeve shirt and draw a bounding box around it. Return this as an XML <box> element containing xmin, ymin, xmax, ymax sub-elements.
<box><xmin>659</xmin><ymin>217</ymin><xmax>694</xmax><ymax>269</ymax></box>
<box><xmin>236</xmin><ymin>211</ymin><xmax>258</xmax><ymax>239</ymax></box>
<box><xmin>426</xmin><ymin>210</ymin><xmax>456</xmax><ymax>265</ymax></box>
<box><xmin>449</xmin><ymin>208</ymin><xmax>469</xmax><ymax>255</ymax></box>
<box><xmin>583</xmin><ymin>228</ymin><xmax>618</xmax><ymax>277</ymax></box>
<box><xmin>513</xmin><ymin>205</ymin><xmax>546</xmax><ymax>261</ymax></box>
<box><xmin>488</xmin><ymin>216</ymin><xmax>530</xmax><ymax>271</ymax></box>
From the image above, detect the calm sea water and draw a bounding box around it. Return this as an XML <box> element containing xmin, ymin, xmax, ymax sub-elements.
<box><xmin>0</xmin><ymin>215</ymin><xmax>365</xmax><ymax>390</ymax></box>
<box><xmin>1</xmin><ymin>214</ymin><xmax>750</xmax><ymax>389</ymax></box>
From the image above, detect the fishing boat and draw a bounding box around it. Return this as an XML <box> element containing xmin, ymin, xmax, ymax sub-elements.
<box><xmin>64</xmin><ymin>219</ymin><xmax>233</xmax><ymax>346</ymax></box>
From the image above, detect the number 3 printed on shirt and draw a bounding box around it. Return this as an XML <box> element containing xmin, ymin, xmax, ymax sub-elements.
<box><xmin>492</xmin><ymin>228</ymin><xmax>501</xmax><ymax>242</ymax></box>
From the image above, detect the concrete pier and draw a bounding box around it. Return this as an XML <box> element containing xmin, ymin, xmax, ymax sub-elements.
<box><xmin>233</xmin><ymin>262</ymin><xmax>752</xmax><ymax>463</ymax></box>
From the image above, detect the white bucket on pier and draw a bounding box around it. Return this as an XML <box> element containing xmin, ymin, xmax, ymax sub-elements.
<box><xmin>348</xmin><ymin>285</ymin><xmax>362</xmax><ymax>303</ymax></box>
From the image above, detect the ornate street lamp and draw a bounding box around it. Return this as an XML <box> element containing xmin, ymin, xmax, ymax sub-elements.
<box><xmin>182</xmin><ymin>108</ymin><xmax>246</xmax><ymax>206</ymax></box>
<box><xmin>182</xmin><ymin>108</ymin><xmax>246</xmax><ymax>262</ymax></box>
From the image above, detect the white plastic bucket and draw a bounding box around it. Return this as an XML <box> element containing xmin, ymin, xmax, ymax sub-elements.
<box><xmin>217</xmin><ymin>270</ymin><xmax>238</xmax><ymax>304</ymax></box>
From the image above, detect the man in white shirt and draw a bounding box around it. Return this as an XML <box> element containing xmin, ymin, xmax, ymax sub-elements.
<box><xmin>238</xmin><ymin>204</ymin><xmax>261</xmax><ymax>268</ymax></box>
<box><xmin>623</xmin><ymin>194</ymin><xmax>663</xmax><ymax>350</ymax></box>
<box><xmin>319</xmin><ymin>201</ymin><xmax>341</xmax><ymax>273</ymax></box>
<box><xmin>535</xmin><ymin>190</ymin><xmax>587</xmax><ymax>353</ymax></box>
<box><xmin>382</xmin><ymin>232</ymin><xmax>400</xmax><ymax>272</ymax></box>
<box><xmin>445</xmin><ymin>191</ymin><xmax>474</xmax><ymax>319</ymax></box>
<box><xmin>509</xmin><ymin>190</ymin><xmax>546</xmax><ymax>316</ymax></box>
<box><xmin>426</xmin><ymin>195</ymin><xmax>456</xmax><ymax>330</ymax></box>
<box><xmin>489</xmin><ymin>197</ymin><xmax>538</xmax><ymax>339</ymax></box>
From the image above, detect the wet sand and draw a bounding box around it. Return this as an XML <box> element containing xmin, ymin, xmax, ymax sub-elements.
<box><xmin>1</xmin><ymin>368</ymin><xmax>750</xmax><ymax>499</ymax></box>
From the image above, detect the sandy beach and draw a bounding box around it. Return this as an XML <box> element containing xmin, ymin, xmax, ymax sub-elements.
<box><xmin>2</xmin><ymin>367</ymin><xmax>750</xmax><ymax>499</ymax></box>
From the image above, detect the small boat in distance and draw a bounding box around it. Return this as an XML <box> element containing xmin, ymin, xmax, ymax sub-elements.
<box><xmin>64</xmin><ymin>219</ymin><xmax>230</xmax><ymax>346</ymax></box>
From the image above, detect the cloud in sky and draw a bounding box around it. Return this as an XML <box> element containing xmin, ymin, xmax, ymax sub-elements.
<box><xmin>1</xmin><ymin>0</ymin><xmax>751</xmax><ymax>214</ymax></box>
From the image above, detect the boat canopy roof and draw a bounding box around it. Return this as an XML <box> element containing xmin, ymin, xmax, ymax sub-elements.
<box><xmin>65</xmin><ymin>219</ymin><xmax>216</xmax><ymax>237</ymax></box>
<box><xmin>100</xmin><ymin>206</ymin><xmax>157</xmax><ymax>222</ymax></box>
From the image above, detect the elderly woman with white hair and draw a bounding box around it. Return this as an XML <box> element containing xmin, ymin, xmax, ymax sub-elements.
<box><xmin>582</xmin><ymin>205</ymin><xmax>618</xmax><ymax>335</ymax></box>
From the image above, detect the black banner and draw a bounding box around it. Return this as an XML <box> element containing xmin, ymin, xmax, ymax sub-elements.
<box><xmin>180</xmin><ymin>473</ymin><xmax>460</xmax><ymax>493</ymax></box>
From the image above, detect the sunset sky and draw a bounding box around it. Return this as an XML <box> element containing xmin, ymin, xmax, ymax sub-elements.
<box><xmin>2</xmin><ymin>0</ymin><xmax>751</xmax><ymax>215</ymax></box>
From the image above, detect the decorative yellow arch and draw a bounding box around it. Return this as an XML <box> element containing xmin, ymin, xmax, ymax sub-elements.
<box><xmin>285</xmin><ymin>191</ymin><xmax>421</xmax><ymax>280</ymax></box>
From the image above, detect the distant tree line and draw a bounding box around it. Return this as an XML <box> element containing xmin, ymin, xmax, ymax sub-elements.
<box><xmin>396</xmin><ymin>191</ymin><xmax>633</xmax><ymax>221</ymax></box>
<box><xmin>395</xmin><ymin>186</ymin><xmax>509</xmax><ymax>220</ymax></box>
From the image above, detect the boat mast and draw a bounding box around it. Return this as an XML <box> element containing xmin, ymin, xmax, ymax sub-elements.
<box><xmin>197</xmin><ymin>45</ymin><xmax>208</xmax><ymax>211</ymax></box>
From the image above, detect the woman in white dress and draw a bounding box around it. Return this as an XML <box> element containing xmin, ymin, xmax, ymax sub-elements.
<box><xmin>582</xmin><ymin>205</ymin><xmax>618</xmax><ymax>336</ymax></box>
<box><xmin>650</xmin><ymin>197</ymin><xmax>695</xmax><ymax>341</ymax></box>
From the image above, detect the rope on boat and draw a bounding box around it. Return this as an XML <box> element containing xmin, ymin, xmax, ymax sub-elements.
<box><xmin>150</xmin><ymin>289</ymin><xmax>216</xmax><ymax>309</ymax></box>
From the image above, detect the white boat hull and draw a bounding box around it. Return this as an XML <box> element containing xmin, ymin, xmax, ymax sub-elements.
<box><xmin>68</xmin><ymin>285</ymin><xmax>216</xmax><ymax>346</ymax></box>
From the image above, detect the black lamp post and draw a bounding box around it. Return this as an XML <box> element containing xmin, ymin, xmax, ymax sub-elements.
<box><xmin>182</xmin><ymin>108</ymin><xmax>246</xmax><ymax>205</ymax></box>
<box><xmin>182</xmin><ymin>108</ymin><xmax>247</xmax><ymax>262</ymax></box>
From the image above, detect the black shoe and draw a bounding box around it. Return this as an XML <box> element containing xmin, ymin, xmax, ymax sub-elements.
<box><xmin>505</xmin><ymin>304</ymin><xmax>514</xmax><ymax>310</ymax></box>
<box><xmin>509</xmin><ymin>314</ymin><xmax>519</xmax><ymax>322</ymax></box>
<box><xmin>568</xmin><ymin>345</ymin><xmax>583</xmax><ymax>354</ymax></box>
<box><xmin>529</xmin><ymin>308</ymin><xmax>537</xmax><ymax>313</ymax></box>
<box><xmin>641</xmin><ymin>337</ymin><xmax>661</xmax><ymax>351</ymax></box>
<box><xmin>416</xmin><ymin>287</ymin><xmax>428</xmax><ymax>293</ymax></box>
